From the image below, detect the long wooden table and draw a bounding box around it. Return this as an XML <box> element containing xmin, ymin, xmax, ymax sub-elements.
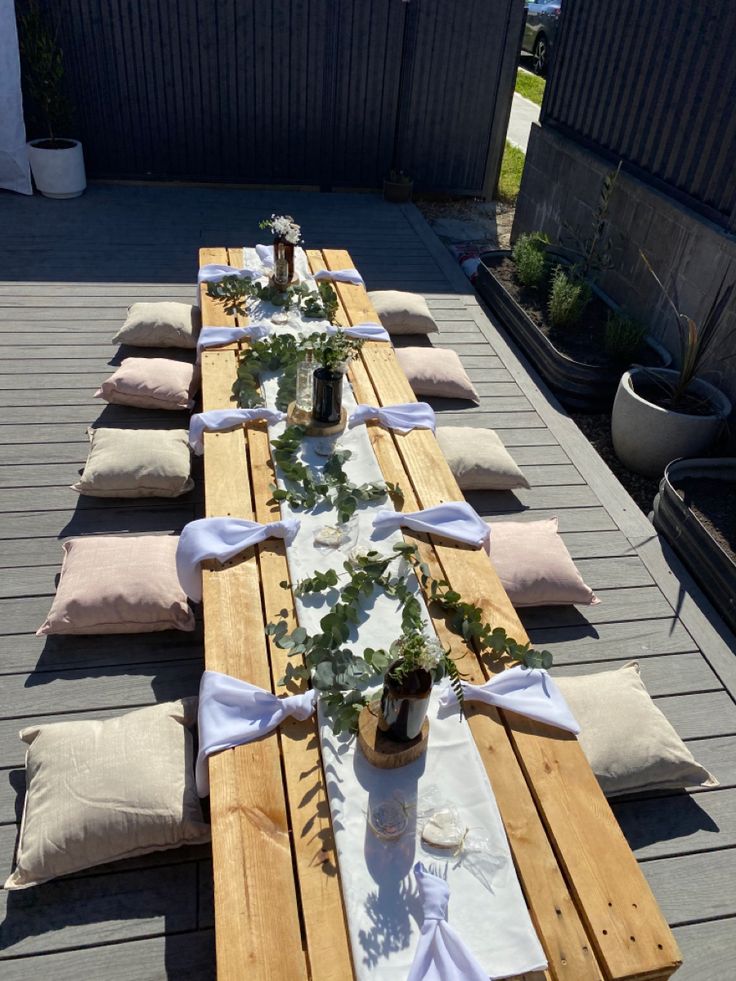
<box><xmin>198</xmin><ymin>247</ymin><xmax>682</xmax><ymax>981</ymax></box>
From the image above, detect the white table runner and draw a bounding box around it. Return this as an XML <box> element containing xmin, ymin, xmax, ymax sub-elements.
<box><xmin>240</xmin><ymin>257</ymin><xmax>547</xmax><ymax>978</ymax></box>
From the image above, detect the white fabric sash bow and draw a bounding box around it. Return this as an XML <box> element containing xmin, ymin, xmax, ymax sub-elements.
<box><xmin>188</xmin><ymin>408</ymin><xmax>287</xmax><ymax>455</ymax></box>
<box><xmin>407</xmin><ymin>863</ymin><xmax>489</xmax><ymax>981</ymax></box>
<box><xmin>177</xmin><ymin>516</ymin><xmax>300</xmax><ymax>602</ymax></box>
<box><xmin>373</xmin><ymin>502</ymin><xmax>490</xmax><ymax>551</ymax></box>
<box><xmin>313</xmin><ymin>267</ymin><xmax>365</xmax><ymax>286</ymax></box>
<box><xmin>196</xmin><ymin>323</ymin><xmax>271</xmax><ymax>362</ymax></box>
<box><xmin>326</xmin><ymin>322</ymin><xmax>390</xmax><ymax>343</ymax></box>
<box><xmin>196</xmin><ymin>670</ymin><xmax>317</xmax><ymax>795</ymax></box>
<box><xmin>439</xmin><ymin>665</ymin><xmax>581</xmax><ymax>733</ymax></box>
<box><xmin>198</xmin><ymin>263</ymin><xmax>259</xmax><ymax>284</ymax></box>
<box><xmin>348</xmin><ymin>401</ymin><xmax>436</xmax><ymax>434</ymax></box>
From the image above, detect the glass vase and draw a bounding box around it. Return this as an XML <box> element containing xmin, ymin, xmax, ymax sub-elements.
<box><xmin>273</xmin><ymin>238</ymin><xmax>295</xmax><ymax>287</ymax></box>
<box><xmin>312</xmin><ymin>367</ymin><xmax>344</xmax><ymax>425</ymax></box>
<box><xmin>379</xmin><ymin>659</ymin><xmax>432</xmax><ymax>742</ymax></box>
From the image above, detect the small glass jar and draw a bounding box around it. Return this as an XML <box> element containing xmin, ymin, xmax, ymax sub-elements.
<box><xmin>295</xmin><ymin>345</ymin><xmax>315</xmax><ymax>412</ymax></box>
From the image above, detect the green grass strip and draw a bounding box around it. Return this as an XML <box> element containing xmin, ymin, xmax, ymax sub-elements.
<box><xmin>515</xmin><ymin>67</ymin><xmax>545</xmax><ymax>107</ymax></box>
<box><xmin>497</xmin><ymin>141</ymin><xmax>526</xmax><ymax>205</ymax></box>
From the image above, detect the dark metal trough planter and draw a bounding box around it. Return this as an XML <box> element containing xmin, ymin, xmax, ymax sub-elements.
<box><xmin>475</xmin><ymin>249</ymin><xmax>671</xmax><ymax>411</ymax></box>
<box><xmin>653</xmin><ymin>458</ymin><xmax>736</xmax><ymax>635</ymax></box>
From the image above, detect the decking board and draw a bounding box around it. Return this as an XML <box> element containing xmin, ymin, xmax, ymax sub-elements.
<box><xmin>0</xmin><ymin>186</ymin><xmax>733</xmax><ymax>977</ymax></box>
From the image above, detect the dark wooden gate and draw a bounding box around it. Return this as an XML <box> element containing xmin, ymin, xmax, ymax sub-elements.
<box><xmin>28</xmin><ymin>0</ymin><xmax>523</xmax><ymax>194</ymax></box>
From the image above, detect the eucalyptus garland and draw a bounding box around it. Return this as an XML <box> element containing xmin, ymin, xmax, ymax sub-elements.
<box><xmin>206</xmin><ymin>275</ymin><xmax>338</xmax><ymax>322</ymax></box>
<box><xmin>232</xmin><ymin>333</ymin><xmax>313</xmax><ymax>409</ymax></box>
<box><xmin>268</xmin><ymin>424</ymin><xmax>403</xmax><ymax>523</ymax></box>
<box><xmin>268</xmin><ymin>543</ymin><xmax>461</xmax><ymax>734</ymax></box>
<box><xmin>268</xmin><ymin>542</ymin><xmax>554</xmax><ymax>734</ymax></box>
<box><xmin>406</xmin><ymin>551</ymin><xmax>554</xmax><ymax>670</ymax></box>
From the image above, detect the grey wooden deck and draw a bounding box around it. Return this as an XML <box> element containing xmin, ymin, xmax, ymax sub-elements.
<box><xmin>0</xmin><ymin>185</ymin><xmax>734</xmax><ymax>979</ymax></box>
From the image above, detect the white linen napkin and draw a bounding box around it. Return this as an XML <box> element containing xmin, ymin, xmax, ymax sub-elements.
<box><xmin>439</xmin><ymin>665</ymin><xmax>581</xmax><ymax>734</ymax></box>
<box><xmin>198</xmin><ymin>263</ymin><xmax>259</xmax><ymax>284</ymax></box>
<box><xmin>255</xmin><ymin>243</ymin><xmax>274</xmax><ymax>268</ymax></box>
<box><xmin>177</xmin><ymin>516</ymin><xmax>300</xmax><ymax>602</ymax></box>
<box><xmin>372</xmin><ymin>502</ymin><xmax>490</xmax><ymax>551</ymax></box>
<box><xmin>313</xmin><ymin>268</ymin><xmax>365</xmax><ymax>286</ymax></box>
<box><xmin>196</xmin><ymin>323</ymin><xmax>271</xmax><ymax>362</ymax></box>
<box><xmin>188</xmin><ymin>408</ymin><xmax>287</xmax><ymax>455</ymax></box>
<box><xmin>326</xmin><ymin>322</ymin><xmax>390</xmax><ymax>343</ymax></box>
<box><xmin>196</xmin><ymin>670</ymin><xmax>317</xmax><ymax>795</ymax></box>
<box><xmin>348</xmin><ymin>401</ymin><xmax>436</xmax><ymax>434</ymax></box>
<box><xmin>407</xmin><ymin>863</ymin><xmax>490</xmax><ymax>981</ymax></box>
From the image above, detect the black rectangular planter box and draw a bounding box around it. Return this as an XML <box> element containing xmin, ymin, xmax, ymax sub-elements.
<box><xmin>475</xmin><ymin>250</ymin><xmax>669</xmax><ymax>412</ymax></box>
<box><xmin>653</xmin><ymin>458</ymin><xmax>736</xmax><ymax>636</ymax></box>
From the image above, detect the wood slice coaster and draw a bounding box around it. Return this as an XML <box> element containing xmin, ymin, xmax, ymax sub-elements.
<box><xmin>287</xmin><ymin>402</ymin><xmax>347</xmax><ymax>436</ymax></box>
<box><xmin>358</xmin><ymin>700</ymin><xmax>429</xmax><ymax>769</ymax></box>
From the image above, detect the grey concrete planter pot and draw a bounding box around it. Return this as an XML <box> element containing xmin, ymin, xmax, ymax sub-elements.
<box><xmin>475</xmin><ymin>250</ymin><xmax>670</xmax><ymax>411</ymax></box>
<box><xmin>611</xmin><ymin>368</ymin><xmax>731</xmax><ymax>477</ymax></box>
<box><xmin>653</xmin><ymin>458</ymin><xmax>736</xmax><ymax>635</ymax></box>
<box><xmin>27</xmin><ymin>139</ymin><xmax>86</xmax><ymax>199</ymax></box>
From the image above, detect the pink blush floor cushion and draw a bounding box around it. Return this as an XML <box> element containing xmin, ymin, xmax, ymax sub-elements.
<box><xmin>96</xmin><ymin>357</ymin><xmax>199</xmax><ymax>411</ymax></box>
<box><xmin>395</xmin><ymin>347</ymin><xmax>480</xmax><ymax>403</ymax></box>
<box><xmin>37</xmin><ymin>535</ymin><xmax>195</xmax><ymax>635</ymax></box>
<box><xmin>489</xmin><ymin>517</ymin><xmax>599</xmax><ymax>607</ymax></box>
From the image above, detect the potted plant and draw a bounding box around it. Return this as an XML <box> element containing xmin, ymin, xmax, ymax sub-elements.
<box><xmin>611</xmin><ymin>255</ymin><xmax>733</xmax><ymax>477</ymax></box>
<box><xmin>311</xmin><ymin>333</ymin><xmax>364</xmax><ymax>425</ymax></box>
<box><xmin>653</xmin><ymin>458</ymin><xmax>736</xmax><ymax>635</ymax></box>
<box><xmin>379</xmin><ymin>632</ymin><xmax>456</xmax><ymax>741</ymax></box>
<box><xmin>383</xmin><ymin>169</ymin><xmax>413</xmax><ymax>204</ymax></box>
<box><xmin>18</xmin><ymin>1</ymin><xmax>86</xmax><ymax>199</ymax></box>
<box><xmin>475</xmin><ymin>169</ymin><xmax>671</xmax><ymax>410</ymax></box>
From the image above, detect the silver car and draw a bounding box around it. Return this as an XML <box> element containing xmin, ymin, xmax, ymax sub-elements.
<box><xmin>522</xmin><ymin>0</ymin><xmax>562</xmax><ymax>75</ymax></box>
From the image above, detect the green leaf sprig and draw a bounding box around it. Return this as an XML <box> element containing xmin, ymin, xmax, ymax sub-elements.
<box><xmin>407</xmin><ymin>551</ymin><xmax>553</xmax><ymax>670</ymax></box>
<box><xmin>269</xmin><ymin>544</ymin><xmax>438</xmax><ymax>733</ymax></box>
<box><xmin>206</xmin><ymin>276</ymin><xmax>339</xmax><ymax>323</ymax></box>
<box><xmin>311</xmin><ymin>331</ymin><xmax>364</xmax><ymax>372</ymax></box>
<box><xmin>268</xmin><ymin>425</ymin><xmax>397</xmax><ymax>523</ymax></box>
<box><xmin>233</xmin><ymin>333</ymin><xmax>314</xmax><ymax>409</ymax></box>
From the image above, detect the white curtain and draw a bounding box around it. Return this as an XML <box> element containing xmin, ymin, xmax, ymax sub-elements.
<box><xmin>0</xmin><ymin>0</ymin><xmax>32</xmax><ymax>194</ymax></box>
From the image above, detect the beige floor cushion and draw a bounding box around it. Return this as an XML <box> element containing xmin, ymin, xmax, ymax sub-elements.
<box><xmin>37</xmin><ymin>534</ymin><xmax>195</xmax><ymax>635</ymax></box>
<box><xmin>555</xmin><ymin>663</ymin><xmax>718</xmax><ymax>796</ymax></box>
<box><xmin>489</xmin><ymin>518</ymin><xmax>597</xmax><ymax>607</ymax></box>
<box><xmin>368</xmin><ymin>290</ymin><xmax>439</xmax><ymax>335</ymax></box>
<box><xmin>113</xmin><ymin>301</ymin><xmax>201</xmax><ymax>349</ymax></box>
<box><xmin>96</xmin><ymin>357</ymin><xmax>199</xmax><ymax>411</ymax></box>
<box><xmin>72</xmin><ymin>427</ymin><xmax>193</xmax><ymax>498</ymax></box>
<box><xmin>5</xmin><ymin>698</ymin><xmax>210</xmax><ymax>889</ymax></box>
<box><xmin>396</xmin><ymin>347</ymin><xmax>479</xmax><ymax>403</ymax></box>
<box><xmin>436</xmin><ymin>426</ymin><xmax>529</xmax><ymax>490</ymax></box>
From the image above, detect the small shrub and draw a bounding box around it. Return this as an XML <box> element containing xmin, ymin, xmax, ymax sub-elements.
<box><xmin>604</xmin><ymin>312</ymin><xmax>647</xmax><ymax>363</ymax></box>
<box><xmin>512</xmin><ymin>232</ymin><xmax>549</xmax><ymax>289</ymax></box>
<box><xmin>548</xmin><ymin>266</ymin><xmax>591</xmax><ymax>328</ymax></box>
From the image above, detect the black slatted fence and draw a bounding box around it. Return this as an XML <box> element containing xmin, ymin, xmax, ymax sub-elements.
<box><xmin>543</xmin><ymin>0</ymin><xmax>736</xmax><ymax>230</ymax></box>
<box><xmin>22</xmin><ymin>0</ymin><xmax>524</xmax><ymax>194</ymax></box>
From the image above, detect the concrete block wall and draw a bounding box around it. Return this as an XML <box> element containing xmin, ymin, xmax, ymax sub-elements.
<box><xmin>512</xmin><ymin>124</ymin><xmax>736</xmax><ymax>408</ymax></box>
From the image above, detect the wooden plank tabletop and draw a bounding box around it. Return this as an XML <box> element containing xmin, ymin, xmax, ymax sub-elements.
<box><xmin>198</xmin><ymin>246</ymin><xmax>681</xmax><ymax>981</ymax></box>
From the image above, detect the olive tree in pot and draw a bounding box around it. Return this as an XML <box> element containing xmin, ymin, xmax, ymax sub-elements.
<box><xmin>611</xmin><ymin>254</ymin><xmax>734</xmax><ymax>477</ymax></box>
<box><xmin>18</xmin><ymin>1</ymin><xmax>86</xmax><ymax>198</ymax></box>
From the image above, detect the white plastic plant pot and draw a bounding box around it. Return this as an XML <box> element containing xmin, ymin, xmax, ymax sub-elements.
<box><xmin>27</xmin><ymin>138</ymin><xmax>86</xmax><ymax>199</ymax></box>
<box><xmin>611</xmin><ymin>367</ymin><xmax>731</xmax><ymax>477</ymax></box>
